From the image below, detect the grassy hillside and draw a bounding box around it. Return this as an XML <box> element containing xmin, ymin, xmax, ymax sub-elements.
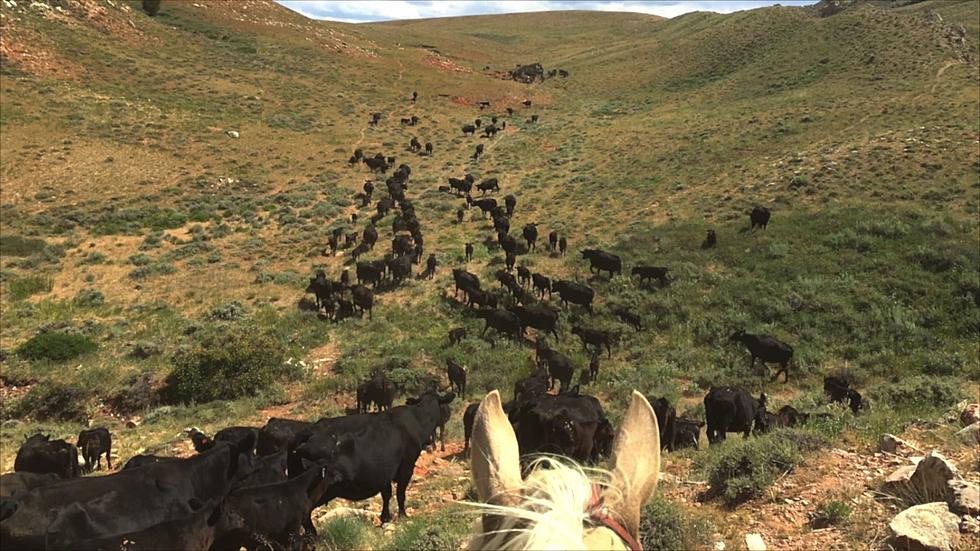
<box><xmin>0</xmin><ymin>0</ymin><xmax>977</xmax><ymax>548</ymax></box>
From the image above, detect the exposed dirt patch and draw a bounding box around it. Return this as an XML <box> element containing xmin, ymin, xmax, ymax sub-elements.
<box><xmin>423</xmin><ymin>54</ymin><xmax>472</xmax><ymax>74</ymax></box>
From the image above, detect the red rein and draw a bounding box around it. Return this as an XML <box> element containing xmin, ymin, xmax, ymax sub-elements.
<box><xmin>586</xmin><ymin>484</ymin><xmax>643</xmax><ymax>551</ymax></box>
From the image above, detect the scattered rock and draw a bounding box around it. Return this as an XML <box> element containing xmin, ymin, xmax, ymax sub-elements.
<box><xmin>960</xmin><ymin>403</ymin><xmax>980</xmax><ymax>427</ymax></box>
<box><xmin>961</xmin><ymin>515</ymin><xmax>980</xmax><ymax>535</ymax></box>
<box><xmin>745</xmin><ymin>533</ymin><xmax>766</xmax><ymax>551</ymax></box>
<box><xmin>888</xmin><ymin>502</ymin><xmax>960</xmax><ymax>551</ymax></box>
<box><xmin>713</xmin><ymin>542</ymin><xmax>726</xmax><ymax>551</ymax></box>
<box><xmin>954</xmin><ymin>423</ymin><xmax>979</xmax><ymax>445</ymax></box>
<box><xmin>226</xmin><ymin>130</ymin><xmax>240</xmax><ymax>139</ymax></box>
<box><xmin>880</xmin><ymin>433</ymin><xmax>918</xmax><ymax>454</ymax></box>
<box><xmin>909</xmin><ymin>452</ymin><xmax>960</xmax><ymax>503</ymax></box>
<box><xmin>947</xmin><ymin>480</ymin><xmax>979</xmax><ymax>515</ymax></box>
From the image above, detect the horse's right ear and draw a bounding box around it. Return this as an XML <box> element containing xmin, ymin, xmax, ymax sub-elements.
<box><xmin>606</xmin><ymin>391</ymin><xmax>660</xmax><ymax>542</ymax></box>
<box><xmin>470</xmin><ymin>390</ymin><xmax>521</xmax><ymax>506</ymax></box>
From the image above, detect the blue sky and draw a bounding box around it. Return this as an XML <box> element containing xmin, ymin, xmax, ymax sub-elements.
<box><xmin>276</xmin><ymin>1</ymin><xmax>818</xmax><ymax>23</ymax></box>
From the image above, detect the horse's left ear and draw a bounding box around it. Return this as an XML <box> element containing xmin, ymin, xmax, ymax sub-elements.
<box><xmin>470</xmin><ymin>390</ymin><xmax>522</xmax><ymax>506</ymax></box>
<box><xmin>607</xmin><ymin>391</ymin><xmax>660</xmax><ymax>540</ymax></box>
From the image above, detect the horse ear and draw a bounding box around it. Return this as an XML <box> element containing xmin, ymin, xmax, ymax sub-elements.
<box><xmin>607</xmin><ymin>391</ymin><xmax>660</xmax><ymax>540</ymax></box>
<box><xmin>470</xmin><ymin>390</ymin><xmax>521</xmax><ymax>506</ymax></box>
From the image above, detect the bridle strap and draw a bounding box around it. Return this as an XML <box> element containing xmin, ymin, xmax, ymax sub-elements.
<box><xmin>587</xmin><ymin>484</ymin><xmax>643</xmax><ymax>551</ymax></box>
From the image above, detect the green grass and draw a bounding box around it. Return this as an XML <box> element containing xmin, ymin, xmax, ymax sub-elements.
<box><xmin>6</xmin><ymin>275</ymin><xmax>53</xmax><ymax>301</ymax></box>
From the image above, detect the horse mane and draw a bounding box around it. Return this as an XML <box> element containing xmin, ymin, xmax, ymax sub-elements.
<box><xmin>466</xmin><ymin>456</ymin><xmax>621</xmax><ymax>550</ymax></box>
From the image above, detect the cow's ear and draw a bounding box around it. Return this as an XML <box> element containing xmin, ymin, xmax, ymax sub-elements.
<box><xmin>470</xmin><ymin>390</ymin><xmax>521</xmax><ymax>506</ymax></box>
<box><xmin>606</xmin><ymin>391</ymin><xmax>660</xmax><ymax>541</ymax></box>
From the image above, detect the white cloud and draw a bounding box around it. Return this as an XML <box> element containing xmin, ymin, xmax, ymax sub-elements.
<box><xmin>276</xmin><ymin>0</ymin><xmax>816</xmax><ymax>22</ymax></box>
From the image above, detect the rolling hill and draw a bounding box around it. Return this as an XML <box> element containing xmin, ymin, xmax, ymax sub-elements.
<box><xmin>0</xmin><ymin>0</ymin><xmax>978</xmax><ymax>548</ymax></box>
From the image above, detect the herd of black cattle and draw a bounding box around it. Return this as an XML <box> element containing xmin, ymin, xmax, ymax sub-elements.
<box><xmin>0</xmin><ymin>92</ymin><xmax>866</xmax><ymax>550</ymax></box>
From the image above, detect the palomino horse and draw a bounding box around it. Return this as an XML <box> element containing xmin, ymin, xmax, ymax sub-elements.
<box><xmin>467</xmin><ymin>390</ymin><xmax>660</xmax><ymax>550</ymax></box>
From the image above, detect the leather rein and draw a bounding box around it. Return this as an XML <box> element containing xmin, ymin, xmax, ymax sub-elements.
<box><xmin>586</xmin><ymin>484</ymin><xmax>643</xmax><ymax>551</ymax></box>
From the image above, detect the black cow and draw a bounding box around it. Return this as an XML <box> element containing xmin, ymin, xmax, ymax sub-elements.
<box><xmin>704</xmin><ymin>387</ymin><xmax>768</xmax><ymax>443</ymax></box>
<box><xmin>513</xmin><ymin>366</ymin><xmax>550</xmax><ymax>404</ymax></box>
<box><xmin>473</xmin><ymin>144</ymin><xmax>485</xmax><ymax>160</ymax></box>
<box><xmin>508</xmin><ymin>393</ymin><xmax>612</xmax><ymax>462</ymax></box>
<box><xmin>509</xmin><ymin>303</ymin><xmax>560</xmax><ymax>340</ymax></box>
<box><xmin>464</xmin><ymin>242</ymin><xmax>474</xmax><ymax>262</ymax></box>
<box><xmin>499</xmin><ymin>233</ymin><xmax>519</xmax><ymax>256</ymax></box>
<box><xmin>409</xmin><ymin>137</ymin><xmax>421</xmax><ymax>152</ymax></box>
<box><xmin>446</xmin><ymin>359</ymin><xmax>466</xmax><ymax>397</ymax></box>
<box><xmin>257</xmin><ymin>418</ymin><xmax>313</xmax><ymax>456</ymax></box>
<box><xmin>522</xmin><ymin>223</ymin><xmax>538</xmax><ymax>252</ymax></box>
<box><xmin>571</xmin><ymin>326</ymin><xmax>613</xmax><ymax>358</ymax></box>
<box><xmin>505</xmin><ymin>252</ymin><xmax>516</xmax><ymax>272</ymax></box>
<box><xmin>212</xmin><ymin>464</ymin><xmax>338</xmax><ymax>550</ymax></box>
<box><xmin>14</xmin><ymin>434</ymin><xmax>79</xmax><ymax>479</ymax></box>
<box><xmin>532</xmin><ymin>273</ymin><xmax>552</xmax><ymax>299</ymax></box>
<box><xmin>3</xmin><ymin>443</ymin><xmax>242</xmax><ymax>548</ymax></box>
<box><xmin>484</xmin><ymin>125</ymin><xmax>498</xmax><ymax>138</ymax></box>
<box><xmin>558</xmin><ymin>237</ymin><xmax>568</xmax><ymax>256</ymax></box>
<box><xmin>673</xmin><ymin>418</ymin><xmax>703</xmax><ymax>450</ymax></box>
<box><xmin>361</xmin><ymin>372</ymin><xmax>396</xmax><ymax>412</ymax></box>
<box><xmin>189</xmin><ymin>427</ymin><xmax>258</xmax><ymax>456</ymax></box>
<box><xmin>0</xmin><ymin>472</ymin><xmax>59</xmax><ymax>499</ymax></box>
<box><xmin>48</xmin><ymin>501</ymin><xmax>224</xmax><ymax>551</ymax></box>
<box><xmin>775</xmin><ymin>405</ymin><xmax>808</xmax><ymax>427</ymax></box>
<box><xmin>535</xmin><ymin>341</ymin><xmax>574</xmax><ymax>392</ymax></box>
<box><xmin>631</xmin><ymin>266</ymin><xmax>670</xmax><ymax>286</ymax></box>
<box><xmin>750</xmin><ymin>206</ymin><xmax>771</xmax><ymax>231</ymax></box>
<box><xmin>646</xmin><ymin>396</ymin><xmax>677</xmax><ymax>452</ymax></box>
<box><xmin>579</xmin><ymin>249</ymin><xmax>621</xmax><ymax>278</ymax></box>
<box><xmin>506</xmin><ymin>107</ymin><xmax>514</xmax><ymax>115</ymax></box>
<box><xmin>729</xmin><ymin>330</ymin><xmax>794</xmax><ymax>382</ymax></box>
<box><xmin>823</xmin><ymin>376</ymin><xmax>863</xmax><ymax>414</ymax></box>
<box><xmin>496</xmin><ymin>270</ymin><xmax>521</xmax><ymax>297</ymax></box>
<box><xmin>76</xmin><ymin>428</ymin><xmax>111</xmax><ymax>473</ymax></box>
<box><xmin>477</xmin><ymin>178</ymin><xmax>499</xmax><ymax>194</ymax></box>
<box><xmin>701</xmin><ymin>229</ymin><xmax>717</xmax><ymax>249</ymax></box>
<box><xmin>467</xmin><ymin>288</ymin><xmax>499</xmax><ymax>311</ymax></box>
<box><xmin>613</xmin><ymin>307</ymin><xmax>641</xmax><ymax>331</ymax></box>
<box><xmin>352</xmin><ymin>285</ymin><xmax>374</xmax><ymax>319</ymax></box>
<box><xmin>522</xmin><ymin>99</ymin><xmax>532</xmax><ymax>107</ymax></box>
<box><xmin>462</xmin><ymin>124</ymin><xmax>476</xmax><ymax>136</ymax></box>
<box><xmin>472</xmin><ymin>197</ymin><xmax>497</xmax><ymax>218</ymax></box>
<box><xmin>548</xmin><ymin>231</ymin><xmax>558</xmax><ymax>253</ymax></box>
<box><xmin>356</xmin><ymin>260</ymin><xmax>385</xmax><ymax>288</ymax></box>
<box><xmin>121</xmin><ymin>454</ymin><xmax>180</xmax><ymax>471</ymax></box>
<box><xmin>288</xmin><ymin>391</ymin><xmax>455</xmax><ymax>524</ymax></box>
<box><xmin>462</xmin><ymin>402</ymin><xmax>480</xmax><ymax>455</ymax></box>
<box><xmin>504</xmin><ymin>194</ymin><xmax>516</xmax><ymax>216</ymax></box>
<box><xmin>452</xmin><ymin>268</ymin><xmax>480</xmax><ymax>300</ymax></box>
<box><xmin>476</xmin><ymin>309</ymin><xmax>523</xmax><ymax>344</ymax></box>
<box><xmin>516</xmin><ymin>265</ymin><xmax>531</xmax><ymax>288</ymax></box>
<box><xmin>479</xmin><ymin>101</ymin><xmax>491</xmax><ymax>109</ymax></box>
<box><xmin>363</xmin><ymin>224</ymin><xmax>379</xmax><ymax>249</ymax></box>
<box><xmin>425</xmin><ymin>142</ymin><xmax>433</xmax><ymax>155</ymax></box>
<box><xmin>552</xmin><ymin>280</ymin><xmax>595</xmax><ymax>315</ymax></box>
<box><xmin>448</xmin><ymin>327</ymin><xmax>466</xmax><ymax>346</ymax></box>
<box><xmin>449</xmin><ymin>176</ymin><xmax>474</xmax><ymax>195</ymax></box>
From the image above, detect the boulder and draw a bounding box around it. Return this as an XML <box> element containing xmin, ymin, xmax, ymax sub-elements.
<box><xmin>226</xmin><ymin>130</ymin><xmax>240</xmax><ymax>139</ymax></box>
<box><xmin>888</xmin><ymin>502</ymin><xmax>960</xmax><ymax>551</ymax></box>
<box><xmin>745</xmin><ymin>533</ymin><xmax>766</xmax><ymax>551</ymax></box>
<box><xmin>883</xmin><ymin>465</ymin><xmax>917</xmax><ymax>493</ymax></box>
<box><xmin>909</xmin><ymin>452</ymin><xmax>959</xmax><ymax>503</ymax></box>
<box><xmin>954</xmin><ymin>423</ymin><xmax>979</xmax><ymax>445</ymax></box>
<box><xmin>947</xmin><ymin>480</ymin><xmax>979</xmax><ymax>515</ymax></box>
<box><xmin>960</xmin><ymin>403</ymin><xmax>980</xmax><ymax>427</ymax></box>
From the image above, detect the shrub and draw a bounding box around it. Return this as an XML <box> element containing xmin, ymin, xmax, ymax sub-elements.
<box><xmin>207</xmin><ymin>301</ymin><xmax>247</xmax><ymax>321</ymax></box>
<box><xmin>0</xmin><ymin>235</ymin><xmax>47</xmax><ymax>256</ymax></box>
<box><xmin>17</xmin><ymin>332</ymin><xmax>97</xmax><ymax>361</ymax></box>
<box><xmin>872</xmin><ymin>376</ymin><xmax>963</xmax><ymax>411</ymax></box>
<box><xmin>318</xmin><ymin>515</ymin><xmax>370</xmax><ymax>551</ymax></box>
<box><xmin>700</xmin><ymin>429</ymin><xmax>828</xmax><ymax>505</ymax></box>
<box><xmin>142</xmin><ymin>0</ymin><xmax>161</xmax><ymax>17</ymax></box>
<box><xmin>811</xmin><ymin>498</ymin><xmax>851</xmax><ymax>528</ymax></box>
<box><xmin>7</xmin><ymin>275</ymin><xmax>52</xmax><ymax>300</ymax></box>
<box><xmin>107</xmin><ymin>372</ymin><xmax>160</xmax><ymax>415</ymax></box>
<box><xmin>640</xmin><ymin>495</ymin><xmax>713</xmax><ymax>551</ymax></box>
<box><xmin>73</xmin><ymin>288</ymin><xmax>105</xmax><ymax>308</ymax></box>
<box><xmin>385</xmin><ymin>509</ymin><xmax>468</xmax><ymax>551</ymax></box>
<box><xmin>10</xmin><ymin>382</ymin><xmax>89</xmax><ymax>422</ymax></box>
<box><xmin>163</xmin><ymin>325</ymin><xmax>294</xmax><ymax>404</ymax></box>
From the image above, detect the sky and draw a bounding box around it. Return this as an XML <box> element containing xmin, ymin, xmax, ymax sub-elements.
<box><xmin>276</xmin><ymin>1</ymin><xmax>818</xmax><ymax>24</ymax></box>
